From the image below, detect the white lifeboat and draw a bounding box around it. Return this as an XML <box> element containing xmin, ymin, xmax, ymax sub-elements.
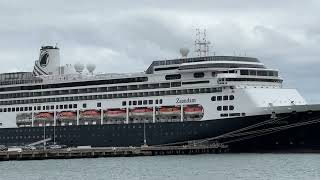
<box><xmin>105</xmin><ymin>109</ymin><xmax>126</xmax><ymax>118</ymax></box>
<box><xmin>131</xmin><ymin>108</ymin><xmax>153</xmax><ymax>116</ymax></box>
<box><xmin>184</xmin><ymin>105</ymin><xmax>204</xmax><ymax>115</ymax></box>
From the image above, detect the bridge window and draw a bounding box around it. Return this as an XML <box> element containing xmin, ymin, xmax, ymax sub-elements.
<box><xmin>249</xmin><ymin>70</ymin><xmax>256</xmax><ymax>76</ymax></box>
<box><xmin>240</xmin><ymin>70</ymin><xmax>249</xmax><ymax>75</ymax></box>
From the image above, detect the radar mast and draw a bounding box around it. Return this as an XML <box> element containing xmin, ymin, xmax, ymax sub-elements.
<box><xmin>195</xmin><ymin>28</ymin><xmax>211</xmax><ymax>57</ymax></box>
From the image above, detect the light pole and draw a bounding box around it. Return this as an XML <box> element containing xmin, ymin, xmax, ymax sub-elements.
<box><xmin>143</xmin><ymin>118</ymin><xmax>147</xmax><ymax>146</ymax></box>
<box><xmin>43</xmin><ymin>118</ymin><xmax>46</xmax><ymax>150</ymax></box>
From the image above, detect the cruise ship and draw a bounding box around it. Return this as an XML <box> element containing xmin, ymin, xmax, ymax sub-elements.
<box><xmin>0</xmin><ymin>38</ymin><xmax>320</xmax><ymax>150</ymax></box>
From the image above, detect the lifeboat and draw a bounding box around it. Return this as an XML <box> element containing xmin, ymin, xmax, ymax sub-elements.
<box><xmin>184</xmin><ymin>106</ymin><xmax>204</xmax><ymax>115</ymax></box>
<box><xmin>35</xmin><ymin>112</ymin><xmax>53</xmax><ymax>120</ymax></box>
<box><xmin>80</xmin><ymin>110</ymin><xmax>100</xmax><ymax>119</ymax></box>
<box><xmin>159</xmin><ymin>106</ymin><xmax>181</xmax><ymax>115</ymax></box>
<box><xmin>105</xmin><ymin>109</ymin><xmax>126</xmax><ymax>118</ymax></box>
<box><xmin>58</xmin><ymin>111</ymin><xmax>76</xmax><ymax>120</ymax></box>
<box><xmin>131</xmin><ymin>108</ymin><xmax>153</xmax><ymax>116</ymax></box>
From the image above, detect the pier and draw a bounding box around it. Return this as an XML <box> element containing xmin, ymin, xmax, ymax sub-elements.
<box><xmin>0</xmin><ymin>144</ymin><xmax>228</xmax><ymax>161</ymax></box>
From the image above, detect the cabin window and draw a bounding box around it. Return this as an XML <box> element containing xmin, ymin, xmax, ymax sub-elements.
<box><xmin>97</xmin><ymin>102</ymin><xmax>101</xmax><ymax>107</ymax></box>
<box><xmin>82</xmin><ymin>103</ymin><xmax>87</xmax><ymax>108</ymax></box>
<box><xmin>230</xmin><ymin>95</ymin><xmax>235</xmax><ymax>100</ymax></box>
<box><xmin>165</xmin><ymin>74</ymin><xmax>181</xmax><ymax>80</ymax></box>
<box><xmin>138</xmin><ymin>100</ymin><xmax>142</xmax><ymax>105</ymax></box>
<box><xmin>143</xmin><ymin>100</ymin><xmax>148</xmax><ymax>105</ymax></box>
<box><xmin>217</xmin><ymin>96</ymin><xmax>222</xmax><ymax>101</ymax></box>
<box><xmin>211</xmin><ymin>96</ymin><xmax>216</xmax><ymax>101</ymax></box>
<box><xmin>159</xmin><ymin>99</ymin><xmax>163</xmax><ymax>104</ymax></box>
<box><xmin>223</xmin><ymin>95</ymin><xmax>229</xmax><ymax>101</ymax></box>
<box><xmin>51</xmin><ymin>105</ymin><xmax>54</xmax><ymax>110</ymax></box>
<box><xmin>155</xmin><ymin>100</ymin><xmax>159</xmax><ymax>104</ymax></box>
<box><xmin>149</xmin><ymin>100</ymin><xmax>153</xmax><ymax>105</ymax></box>
<box><xmin>64</xmin><ymin>105</ymin><xmax>68</xmax><ymax>109</ymax></box>
<box><xmin>194</xmin><ymin>72</ymin><xmax>205</xmax><ymax>78</ymax></box>
<box><xmin>223</xmin><ymin>106</ymin><xmax>228</xmax><ymax>111</ymax></box>
<box><xmin>220</xmin><ymin>114</ymin><xmax>228</xmax><ymax>117</ymax></box>
<box><xmin>217</xmin><ymin>106</ymin><xmax>222</xmax><ymax>111</ymax></box>
<box><xmin>229</xmin><ymin>106</ymin><xmax>234</xmax><ymax>110</ymax></box>
<box><xmin>129</xmin><ymin>101</ymin><xmax>132</xmax><ymax>106</ymax></box>
<box><xmin>8</xmin><ymin>108</ymin><xmax>11</xmax><ymax>112</ymax></box>
<box><xmin>122</xmin><ymin>101</ymin><xmax>126</xmax><ymax>106</ymax></box>
<box><xmin>25</xmin><ymin>107</ymin><xmax>29</xmax><ymax>111</ymax></box>
<box><xmin>133</xmin><ymin>101</ymin><xmax>137</xmax><ymax>105</ymax></box>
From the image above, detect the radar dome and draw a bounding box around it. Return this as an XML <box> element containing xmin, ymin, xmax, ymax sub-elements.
<box><xmin>180</xmin><ymin>48</ymin><xmax>190</xmax><ymax>57</ymax></box>
<box><xmin>74</xmin><ymin>62</ymin><xmax>85</xmax><ymax>74</ymax></box>
<box><xmin>86</xmin><ymin>63</ymin><xmax>96</xmax><ymax>74</ymax></box>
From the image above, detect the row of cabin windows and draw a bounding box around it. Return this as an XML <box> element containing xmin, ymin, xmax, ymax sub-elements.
<box><xmin>220</xmin><ymin>113</ymin><xmax>246</xmax><ymax>117</ymax></box>
<box><xmin>0</xmin><ymin>104</ymin><xmax>78</xmax><ymax>113</ymax></box>
<box><xmin>122</xmin><ymin>99</ymin><xmax>163</xmax><ymax>106</ymax></box>
<box><xmin>217</xmin><ymin>105</ymin><xmax>234</xmax><ymax>111</ymax></box>
<box><xmin>0</xmin><ymin>82</ymin><xmax>177</xmax><ymax>100</ymax></box>
<box><xmin>0</xmin><ymin>78</ymin><xmax>212</xmax><ymax>100</ymax></box>
<box><xmin>0</xmin><ymin>77</ymin><xmax>148</xmax><ymax>92</ymax></box>
<box><xmin>0</xmin><ymin>87</ymin><xmax>222</xmax><ymax>106</ymax></box>
<box><xmin>240</xmin><ymin>70</ymin><xmax>278</xmax><ymax>77</ymax></box>
<box><xmin>211</xmin><ymin>95</ymin><xmax>234</xmax><ymax>101</ymax></box>
<box><xmin>224</xmin><ymin>78</ymin><xmax>282</xmax><ymax>83</ymax></box>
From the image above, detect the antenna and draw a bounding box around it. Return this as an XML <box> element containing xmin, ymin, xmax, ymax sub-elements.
<box><xmin>195</xmin><ymin>28</ymin><xmax>211</xmax><ymax>57</ymax></box>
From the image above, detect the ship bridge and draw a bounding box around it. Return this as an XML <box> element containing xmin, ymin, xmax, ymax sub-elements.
<box><xmin>146</xmin><ymin>56</ymin><xmax>262</xmax><ymax>74</ymax></box>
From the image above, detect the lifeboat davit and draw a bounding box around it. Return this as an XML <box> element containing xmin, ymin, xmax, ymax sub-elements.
<box><xmin>184</xmin><ymin>106</ymin><xmax>204</xmax><ymax>115</ymax></box>
<box><xmin>159</xmin><ymin>106</ymin><xmax>181</xmax><ymax>115</ymax></box>
<box><xmin>58</xmin><ymin>111</ymin><xmax>76</xmax><ymax>120</ymax></box>
<box><xmin>105</xmin><ymin>109</ymin><xmax>126</xmax><ymax>118</ymax></box>
<box><xmin>35</xmin><ymin>112</ymin><xmax>53</xmax><ymax>120</ymax></box>
<box><xmin>131</xmin><ymin>108</ymin><xmax>153</xmax><ymax>116</ymax></box>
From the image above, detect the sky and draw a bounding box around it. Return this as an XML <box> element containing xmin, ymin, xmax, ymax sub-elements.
<box><xmin>0</xmin><ymin>0</ymin><xmax>319</xmax><ymax>103</ymax></box>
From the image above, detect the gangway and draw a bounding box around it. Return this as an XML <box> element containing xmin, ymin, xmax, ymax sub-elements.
<box><xmin>28</xmin><ymin>138</ymin><xmax>52</xmax><ymax>146</ymax></box>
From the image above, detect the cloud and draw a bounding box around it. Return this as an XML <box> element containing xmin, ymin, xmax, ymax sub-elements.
<box><xmin>0</xmin><ymin>0</ymin><xmax>319</xmax><ymax>103</ymax></box>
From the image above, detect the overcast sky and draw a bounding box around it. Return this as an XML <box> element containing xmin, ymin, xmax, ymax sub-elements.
<box><xmin>0</xmin><ymin>0</ymin><xmax>319</xmax><ymax>103</ymax></box>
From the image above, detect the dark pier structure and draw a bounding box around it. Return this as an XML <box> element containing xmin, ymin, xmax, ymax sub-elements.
<box><xmin>0</xmin><ymin>144</ymin><xmax>228</xmax><ymax>161</ymax></box>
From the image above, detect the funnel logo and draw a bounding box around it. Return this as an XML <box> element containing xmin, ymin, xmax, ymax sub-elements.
<box><xmin>40</xmin><ymin>51</ymin><xmax>49</xmax><ymax>68</ymax></box>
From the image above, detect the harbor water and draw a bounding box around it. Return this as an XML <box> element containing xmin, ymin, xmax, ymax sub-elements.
<box><xmin>0</xmin><ymin>154</ymin><xmax>320</xmax><ymax>180</ymax></box>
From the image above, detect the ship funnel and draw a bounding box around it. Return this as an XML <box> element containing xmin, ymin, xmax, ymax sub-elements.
<box><xmin>33</xmin><ymin>46</ymin><xmax>61</xmax><ymax>76</ymax></box>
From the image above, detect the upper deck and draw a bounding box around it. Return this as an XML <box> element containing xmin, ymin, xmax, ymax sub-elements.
<box><xmin>146</xmin><ymin>56</ymin><xmax>260</xmax><ymax>74</ymax></box>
